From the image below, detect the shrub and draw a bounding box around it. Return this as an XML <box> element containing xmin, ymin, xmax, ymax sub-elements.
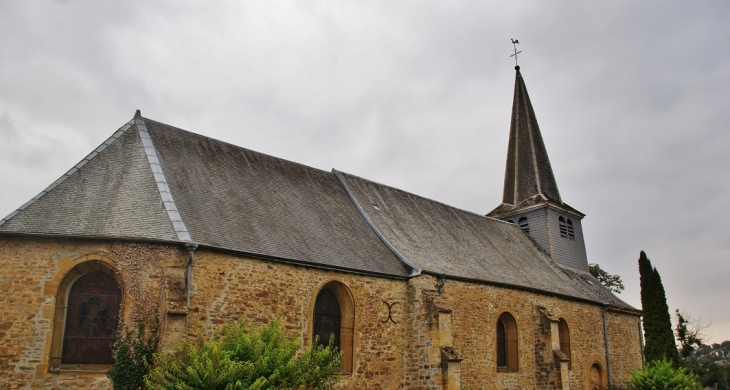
<box><xmin>627</xmin><ymin>359</ymin><xmax>702</xmax><ymax>390</ymax></box>
<box><xmin>107</xmin><ymin>319</ymin><xmax>159</xmax><ymax>390</ymax></box>
<box><xmin>145</xmin><ymin>319</ymin><xmax>341</xmax><ymax>390</ymax></box>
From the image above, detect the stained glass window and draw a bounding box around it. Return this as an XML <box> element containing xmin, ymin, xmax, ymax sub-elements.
<box><xmin>61</xmin><ymin>271</ymin><xmax>121</xmax><ymax>365</ymax></box>
<box><xmin>313</xmin><ymin>289</ymin><xmax>341</xmax><ymax>350</ymax></box>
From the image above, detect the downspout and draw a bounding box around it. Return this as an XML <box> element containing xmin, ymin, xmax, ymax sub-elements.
<box><xmin>639</xmin><ymin>316</ymin><xmax>645</xmax><ymax>368</ymax></box>
<box><xmin>602</xmin><ymin>305</ymin><xmax>612</xmax><ymax>387</ymax></box>
<box><xmin>185</xmin><ymin>242</ymin><xmax>198</xmax><ymax>307</ymax></box>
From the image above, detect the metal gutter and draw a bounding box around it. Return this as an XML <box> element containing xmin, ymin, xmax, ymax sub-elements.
<box><xmin>194</xmin><ymin>242</ymin><xmax>411</xmax><ymax>280</ymax></box>
<box><xmin>603</xmin><ymin>305</ymin><xmax>613</xmax><ymax>387</ymax></box>
<box><xmin>185</xmin><ymin>242</ymin><xmax>198</xmax><ymax>307</ymax></box>
<box><xmin>420</xmin><ymin>270</ymin><xmax>637</xmax><ymax>311</ymax></box>
<box><xmin>0</xmin><ymin>231</ymin><xmax>410</xmax><ymax>280</ymax></box>
<box><xmin>332</xmin><ymin>169</ymin><xmax>421</xmax><ymax>277</ymax></box>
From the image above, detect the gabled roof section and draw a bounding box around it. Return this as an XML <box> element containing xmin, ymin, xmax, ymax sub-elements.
<box><xmin>502</xmin><ymin>66</ymin><xmax>562</xmax><ymax>206</ymax></box>
<box><xmin>337</xmin><ymin>171</ymin><xmax>635</xmax><ymax>310</ymax></box>
<box><xmin>1</xmin><ymin>114</ymin><xmax>410</xmax><ymax>277</ymax></box>
<box><xmin>0</xmin><ymin>117</ymin><xmax>180</xmax><ymax>241</ymax></box>
<box><xmin>141</xmin><ymin>119</ymin><xmax>410</xmax><ymax>277</ymax></box>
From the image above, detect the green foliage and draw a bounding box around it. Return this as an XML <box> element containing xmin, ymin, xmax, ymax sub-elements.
<box><xmin>145</xmin><ymin>319</ymin><xmax>341</xmax><ymax>390</ymax></box>
<box><xmin>589</xmin><ymin>263</ymin><xmax>625</xmax><ymax>293</ymax></box>
<box><xmin>107</xmin><ymin>319</ymin><xmax>160</xmax><ymax>390</ymax></box>
<box><xmin>627</xmin><ymin>359</ymin><xmax>702</xmax><ymax>389</ymax></box>
<box><xmin>675</xmin><ymin>310</ymin><xmax>703</xmax><ymax>360</ymax></box>
<box><xmin>673</xmin><ymin>336</ymin><xmax>730</xmax><ymax>389</ymax></box>
<box><xmin>638</xmin><ymin>251</ymin><xmax>679</xmax><ymax>365</ymax></box>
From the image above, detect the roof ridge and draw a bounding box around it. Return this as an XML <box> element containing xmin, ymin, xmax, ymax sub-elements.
<box><xmin>335</xmin><ymin>169</ymin><xmax>509</xmax><ymax>223</ymax></box>
<box><xmin>0</xmin><ymin>119</ymin><xmax>136</xmax><ymax>226</ymax></box>
<box><xmin>134</xmin><ymin>117</ymin><xmax>191</xmax><ymax>242</ymax></box>
<box><xmin>141</xmin><ymin>117</ymin><xmax>335</xmax><ymax>177</ymax></box>
<box><xmin>332</xmin><ymin>169</ymin><xmax>421</xmax><ymax>277</ymax></box>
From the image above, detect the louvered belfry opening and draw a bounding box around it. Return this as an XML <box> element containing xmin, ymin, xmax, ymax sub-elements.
<box><xmin>518</xmin><ymin>217</ymin><xmax>529</xmax><ymax>234</ymax></box>
<box><xmin>61</xmin><ymin>271</ymin><xmax>122</xmax><ymax>364</ymax></box>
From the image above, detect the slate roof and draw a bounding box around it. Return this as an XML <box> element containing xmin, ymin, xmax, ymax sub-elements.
<box><xmin>0</xmin><ymin>112</ymin><xmax>636</xmax><ymax>310</ymax></box>
<box><xmin>337</xmin><ymin>171</ymin><xmax>634</xmax><ymax>310</ymax></box>
<box><xmin>0</xmin><ymin>120</ymin><xmax>179</xmax><ymax>241</ymax></box>
<box><xmin>501</xmin><ymin>66</ymin><xmax>562</xmax><ymax>206</ymax></box>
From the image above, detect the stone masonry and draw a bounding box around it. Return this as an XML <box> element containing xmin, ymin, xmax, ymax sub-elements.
<box><xmin>1</xmin><ymin>236</ymin><xmax>642</xmax><ymax>389</ymax></box>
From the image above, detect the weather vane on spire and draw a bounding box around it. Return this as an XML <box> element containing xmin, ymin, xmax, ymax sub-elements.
<box><xmin>510</xmin><ymin>39</ymin><xmax>521</xmax><ymax>67</ymax></box>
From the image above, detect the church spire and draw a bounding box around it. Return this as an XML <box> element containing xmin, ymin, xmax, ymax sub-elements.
<box><xmin>501</xmin><ymin>66</ymin><xmax>562</xmax><ymax>205</ymax></box>
<box><xmin>489</xmin><ymin>65</ymin><xmax>589</xmax><ymax>272</ymax></box>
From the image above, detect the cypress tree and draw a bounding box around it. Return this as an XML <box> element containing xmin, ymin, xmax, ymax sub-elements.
<box><xmin>638</xmin><ymin>250</ymin><xmax>679</xmax><ymax>365</ymax></box>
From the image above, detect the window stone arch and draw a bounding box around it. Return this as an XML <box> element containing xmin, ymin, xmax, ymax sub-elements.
<box><xmin>496</xmin><ymin>312</ymin><xmax>518</xmax><ymax>371</ymax></box>
<box><xmin>312</xmin><ymin>281</ymin><xmax>355</xmax><ymax>373</ymax></box>
<box><xmin>558</xmin><ymin>318</ymin><xmax>571</xmax><ymax>369</ymax></box>
<box><xmin>49</xmin><ymin>259</ymin><xmax>124</xmax><ymax>372</ymax></box>
<box><xmin>589</xmin><ymin>362</ymin><xmax>605</xmax><ymax>389</ymax></box>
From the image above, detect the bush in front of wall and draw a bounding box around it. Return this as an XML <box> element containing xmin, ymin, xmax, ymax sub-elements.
<box><xmin>144</xmin><ymin>318</ymin><xmax>341</xmax><ymax>390</ymax></box>
<box><xmin>107</xmin><ymin>318</ymin><xmax>159</xmax><ymax>390</ymax></box>
<box><xmin>627</xmin><ymin>358</ymin><xmax>702</xmax><ymax>390</ymax></box>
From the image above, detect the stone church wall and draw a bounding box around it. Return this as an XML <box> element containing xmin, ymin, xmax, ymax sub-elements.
<box><xmin>187</xmin><ymin>249</ymin><xmax>410</xmax><ymax>390</ymax></box>
<box><xmin>0</xmin><ymin>236</ymin><xmax>187</xmax><ymax>389</ymax></box>
<box><xmin>410</xmin><ymin>275</ymin><xmax>643</xmax><ymax>390</ymax></box>
<box><xmin>0</xmin><ymin>237</ymin><xmax>642</xmax><ymax>389</ymax></box>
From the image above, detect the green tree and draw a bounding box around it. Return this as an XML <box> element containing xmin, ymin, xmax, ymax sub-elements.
<box><xmin>638</xmin><ymin>251</ymin><xmax>679</xmax><ymax>365</ymax></box>
<box><xmin>627</xmin><ymin>358</ymin><xmax>702</xmax><ymax>390</ymax></box>
<box><xmin>107</xmin><ymin>319</ymin><xmax>159</xmax><ymax>390</ymax></box>
<box><xmin>675</xmin><ymin>310</ymin><xmax>705</xmax><ymax>360</ymax></box>
<box><xmin>588</xmin><ymin>263</ymin><xmax>625</xmax><ymax>293</ymax></box>
<box><xmin>145</xmin><ymin>319</ymin><xmax>341</xmax><ymax>390</ymax></box>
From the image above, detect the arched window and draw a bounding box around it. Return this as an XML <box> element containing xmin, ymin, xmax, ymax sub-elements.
<box><xmin>589</xmin><ymin>362</ymin><xmax>605</xmax><ymax>390</ymax></box>
<box><xmin>558</xmin><ymin>318</ymin><xmax>571</xmax><ymax>369</ymax></box>
<box><xmin>62</xmin><ymin>272</ymin><xmax>122</xmax><ymax>364</ymax></box>
<box><xmin>312</xmin><ymin>282</ymin><xmax>355</xmax><ymax>373</ymax></box>
<box><xmin>49</xmin><ymin>260</ymin><xmax>123</xmax><ymax>371</ymax></box>
<box><xmin>496</xmin><ymin>312</ymin><xmax>518</xmax><ymax>371</ymax></box>
<box><xmin>566</xmin><ymin>219</ymin><xmax>575</xmax><ymax>240</ymax></box>
<box><xmin>313</xmin><ymin>289</ymin><xmax>341</xmax><ymax>349</ymax></box>
<box><xmin>518</xmin><ymin>217</ymin><xmax>529</xmax><ymax>234</ymax></box>
<box><xmin>559</xmin><ymin>217</ymin><xmax>568</xmax><ymax>238</ymax></box>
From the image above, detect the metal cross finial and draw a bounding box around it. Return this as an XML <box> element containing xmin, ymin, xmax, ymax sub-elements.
<box><xmin>510</xmin><ymin>39</ymin><xmax>521</xmax><ymax>66</ymax></box>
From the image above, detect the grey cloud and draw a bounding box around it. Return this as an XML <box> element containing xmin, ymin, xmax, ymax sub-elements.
<box><xmin>1</xmin><ymin>0</ymin><xmax>729</xmax><ymax>341</ymax></box>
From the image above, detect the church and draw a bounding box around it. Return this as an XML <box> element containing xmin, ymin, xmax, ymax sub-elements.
<box><xmin>0</xmin><ymin>66</ymin><xmax>643</xmax><ymax>389</ymax></box>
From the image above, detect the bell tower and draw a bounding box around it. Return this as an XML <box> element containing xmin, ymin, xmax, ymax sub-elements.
<box><xmin>487</xmin><ymin>66</ymin><xmax>589</xmax><ymax>271</ymax></box>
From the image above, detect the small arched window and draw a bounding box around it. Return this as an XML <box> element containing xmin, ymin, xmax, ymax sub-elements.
<box><xmin>62</xmin><ymin>271</ymin><xmax>122</xmax><ymax>364</ymax></box>
<box><xmin>517</xmin><ymin>217</ymin><xmax>529</xmax><ymax>234</ymax></box>
<box><xmin>589</xmin><ymin>362</ymin><xmax>605</xmax><ymax>390</ymax></box>
<box><xmin>312</xmin><ymin>282</ymin><xmax>355</xmax><ymax>373</ymax></box>
<box><xmin>558</xmin><ymin>319</ymin><xmax>571</xmax><ymax>369</ymax></box>
<box><xmin>49</xmin><ymin>260</ymin><xmax>124</xmax><ymax>371</ymax></box>
<box><xmin>566</xmin><ymin>220</ymin><xmax>575</xmax><ymax>240</ymax></box>
<box><xmin>313</xmin><ymin>289</ymin><xmax>341</xmax><ymax>349</ymax></box>
<box><xmin>559</xmin><ymin>217</ymin><xmax>568</xmax><ymax>238</ymax></box>
<box><xmin>496</xmin><ymin>312</ymin><xmax>518</xmax><ymax>371</ymax></box>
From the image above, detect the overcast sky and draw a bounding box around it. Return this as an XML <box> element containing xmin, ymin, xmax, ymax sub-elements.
<box><xmin>1</xmin><ymin>1</ymin><xmax>729</xmax><ymax>343</ymax></box>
